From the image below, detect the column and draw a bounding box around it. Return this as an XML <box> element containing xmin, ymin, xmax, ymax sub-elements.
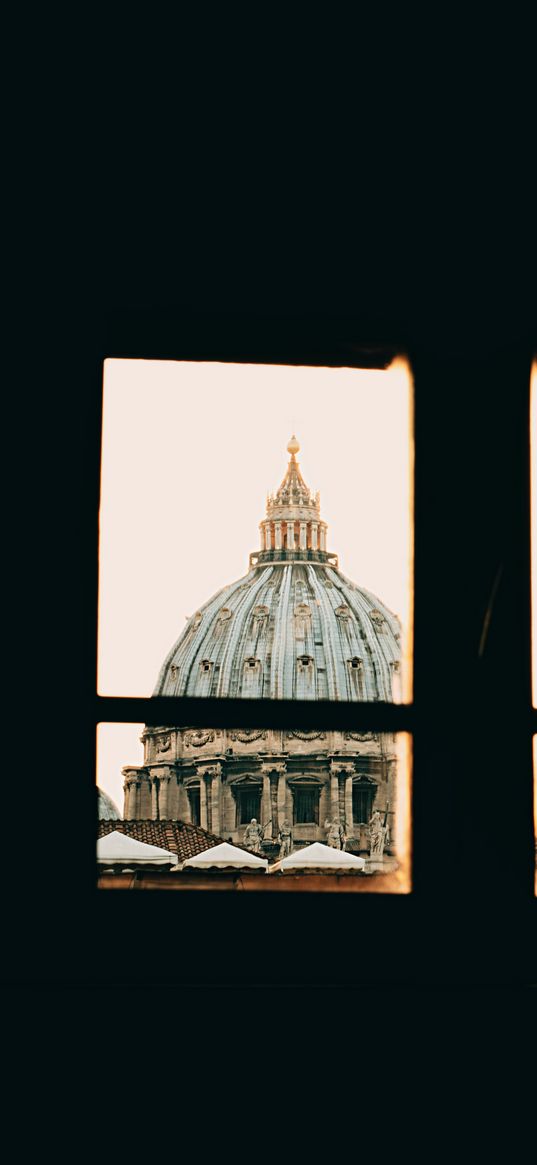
<box><xmin>311</xmin><ymin>523</ymin><xmax>318</xmax><ymax>549</ymax></box>
<box><xmin>221</xmin><ymin>783</ymin><xmax>234</xmax><ymax>836</ymax></box>
<box><xmin>300</xmin><ymin>521</ymin><xmax>307</xmax><ymax>549</ymax></box>
<box><xmin>151</xmin><ymin>778</ymin><xmax>159</xmax><ymax>819</ymax></box>
<box><xmin>320</xmin><ymin>526</ymin><xmax>326</xmax><ymax>551</ymax></box>
<box><xmin>139</xmin><ymin>776</ymin><xmax>152</xmax><ymax>817</ymax></box>
<box><xmin>261</xmin><ymin>763</ymin><xmax>286</xmax><ymax>838</ymax></box>
<box><xmin>123</xmin><ymin>778</ymin><xmax>132</xmax><ymax>819</ymax></box>
<box><xmin>204</xmin><ymin>773</ymin><xmax>213</xmax><ymax>833</ymax></box>
<box><xmin>338</xmin><ymin>775</ymin><xmax>345</xmax><ymax>823</ymax></box>
<box><xmin>261</xmin><ymin>772</ymin><xmax>271</xmax><ymax>832</ymax></box>
<box><xmin>345</xmin><ymin>775</ymin><xmax>354</xmax><ymax>834</ymax></box>
<box><xmin>278</xmin><ymin>768</ymin><xmax>287</xmax><ymax>825</ymax></box>
<box><xmin>270</xmin><ymin>773</ymin><xmax>280</xmax><ymax>838</ymax></box>
<box><xmin>159</xmin><ymin>775</ymin><xmax>169</xmax><ymax>819</ymax></box>
<box><xmin>286</xmin><ymin>521</ymin><xmax>295</xmax><ymax>549</ymax></box>
<box><xmin>275</xmin><ymin>521</ymin><xmax>282</xmax><ymax>550</ymax></box>
<box><xmin>211</xmin><ymin>774</ymin><xmax>220</xmax><ymax>836</ymax></box>
<box><xmin>123</xmin><ymin>771</ymin><xmax>139</xmax><ymax>818</ymax></box>
<box><xmin>200</xmin><ymin>776</ymin><xmax>207</xmax><ymax>828</ymax></box>
<box><xmin>260</xmin><ymin>524</ymin><xmax>265</xmax><ymax>549</ymax></box>
<box><xmin>330</xmin><ymin>771</ymin><xmax>339</xmax><ymax>820</ymax></box>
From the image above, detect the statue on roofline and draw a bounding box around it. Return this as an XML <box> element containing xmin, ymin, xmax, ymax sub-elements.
<box><xmin>244</xmin><ymin>818</ymin><xmax>264</xmax><ymax>853</ymax></box>
<box><xmin>278</xmin><ymin>819</ymin><xmax>293</xmax><ymax>859</ymax></box>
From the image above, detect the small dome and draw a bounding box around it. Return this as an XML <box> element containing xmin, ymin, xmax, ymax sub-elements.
<box><xmin>97</xmin><ymin>787</ymin><xmax>122</xmax><ymax>820</ymax></box>
<box><xmin>287</xmin><ymin>434</ymin><xmax>300</xmax><ymax>456</ymax></box>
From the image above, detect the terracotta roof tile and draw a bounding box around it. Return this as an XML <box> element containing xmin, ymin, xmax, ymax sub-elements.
<box><xmin>96</xmin><ymin>819</ymin><xmax>262</xmax><ymax>863</ymax></box>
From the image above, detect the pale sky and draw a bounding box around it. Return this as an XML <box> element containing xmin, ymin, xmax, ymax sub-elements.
<box><xmin>97</xmin><ymin>358</ymin><xmax>413</xmax><ymax>810</ymax></box>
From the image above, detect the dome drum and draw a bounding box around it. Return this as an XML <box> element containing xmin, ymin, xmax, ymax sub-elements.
<box><xmin>123</xmin><ymin>726</ymin><xmax>398</xmax><ymax>859</ymax></box>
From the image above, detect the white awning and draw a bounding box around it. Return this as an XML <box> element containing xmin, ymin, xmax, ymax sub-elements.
<box><xmin>182</xmin><ymin>842</ymin><xmax>268</xmax><ymax>871</ymax></box>
<box><xmin>97</xmin><ymin>831</ymin><xmax>177</xmax><ymax>865</ymax></box>
<box><xmin>280</xmin><ymin>842</ymin><xmax>366</xmax><ymax>872</ymax></box>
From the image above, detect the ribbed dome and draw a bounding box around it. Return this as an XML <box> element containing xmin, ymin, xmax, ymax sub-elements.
<box><xmin>155</xmin><ymin>563</ymin><xmax>400</xmax><ymax>701</ymax></box>
<box><xmin>154</xmin><ymin>439</ymin><xmax>401</xmax><ymax>702</ymax></box>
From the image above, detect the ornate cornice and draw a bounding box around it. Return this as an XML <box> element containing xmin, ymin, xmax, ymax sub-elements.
<box><xmin>197</xmin><ymin>763</ymin><xmax>222</xmax><ymax>779</ymax></box>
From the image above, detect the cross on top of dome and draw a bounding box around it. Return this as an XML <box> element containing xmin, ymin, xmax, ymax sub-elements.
<box><xmin>266</xmin><ymin>435</ymin><xmax>320</xmax><ymax>516</ymax></box>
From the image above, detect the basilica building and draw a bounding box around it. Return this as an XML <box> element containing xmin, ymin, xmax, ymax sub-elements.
<box><xmin>122</xmin><ymin>437</ymin><xmax>402</xmax><ymax>861</ymax></box>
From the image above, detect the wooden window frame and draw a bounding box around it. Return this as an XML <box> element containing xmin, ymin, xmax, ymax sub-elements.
<box><xmin>63</xmin><ymin>313</ymin><xmax>537</xmax><ymax>988</ymax></box>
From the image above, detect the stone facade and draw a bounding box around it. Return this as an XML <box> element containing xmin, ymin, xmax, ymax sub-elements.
<box><xmin>123</xmin><ymin>725</ymin><xmax>397</xmax><ymax>859</ymax></box>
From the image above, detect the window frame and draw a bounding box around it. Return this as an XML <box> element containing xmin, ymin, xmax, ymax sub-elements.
<box><xmin>86</xmin><ymin>314</ymin><xmax>536</xmax><ymax>988</ymax></box>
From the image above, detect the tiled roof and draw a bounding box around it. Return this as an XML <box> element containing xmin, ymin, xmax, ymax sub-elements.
<box><xmin>96</xmin><ymin>819</ymin><xmax>261</xmax><ymax>864</ymax></box>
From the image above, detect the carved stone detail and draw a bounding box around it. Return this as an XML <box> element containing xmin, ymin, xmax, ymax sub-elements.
<box><xmin>344</xmin><ymin>731</ymin><xmax>378</xmax><ymax>742</ymax></box>
<box><xmin>156</xmin><ymin>733</ymin><xmax>171</xmax><ymax>753</ymax></box>
<box><xmin>184</xmin><ymin>730</ymin><xmax>215</xmax><ymax>748</ymax></box>
<box><xmin>197</xmin><ymin>763</ymin><xmax>222</xmax><ymax>779</ymax></box>
<box><xmin>230</xmin><ymin>730</ymin><xmax>268</xmax><ymax>743</ymax></box>
<box><xmin>288</xmin><ymin>730</ymin><xmax>326</xmax><ymax>741</ymax></box>
<box><xmin>123</xmin><ymin>770</ymin><xmax>140</xmax><ymax>786</ymax></box>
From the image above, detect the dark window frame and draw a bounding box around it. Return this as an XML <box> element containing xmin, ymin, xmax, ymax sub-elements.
<box><xmin>82</xmin><ymin>314</ymin><xmax>536</xmax><ymax>988</ymax></box>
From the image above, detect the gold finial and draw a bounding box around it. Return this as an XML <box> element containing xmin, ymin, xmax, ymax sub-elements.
<box><xmin>287</xmin><ymin>434</ymin><xmax>300</xmax><ymax>456</ymax></box>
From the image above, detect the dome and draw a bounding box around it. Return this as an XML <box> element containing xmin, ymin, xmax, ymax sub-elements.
<box><xmin>125</xmin><ymin>438</ymin><xmax>402</xmax><ymax>856</ymax></box>
<box><xmin>154</xmin><ymin>438</ymin><xmax>401</xmax><ymax>701</ymax></box>
<box><xmin>97</xmin><ymin>787</ymin><xmax>122</xmax><ymax>820</ymax></box>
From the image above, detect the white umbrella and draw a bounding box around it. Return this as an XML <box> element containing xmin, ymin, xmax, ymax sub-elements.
<box><xmin>182</xmin><ymin>841</ymin><xmax>268</xmax><ymax>871</ymax></box>
<box><xmin>280</xmin><ymin>841</ymin><xmax>366</xmax><ymax>872</ymax></box>
<box><xmin>97</xmin><ymin>831</ymin><xmax>177</xmax><ymax>865</ymax></box>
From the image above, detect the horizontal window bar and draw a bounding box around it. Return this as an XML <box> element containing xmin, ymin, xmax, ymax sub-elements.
<box><xmin>102</xmin><ymin>315</ymin><xmax>400</xmax><ymax>368</ymax></box>
<box><xmin>95</xmin><ymin>695</ymin><xmax>414</xmax><ymax>732</ymax></box>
